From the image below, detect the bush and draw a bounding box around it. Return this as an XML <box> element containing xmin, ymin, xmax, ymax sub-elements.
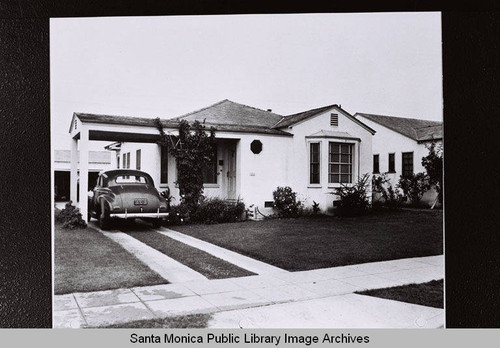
<box><xmin>55</xmin><ymin>201</ymin><xmax>87</xmax><ymax>229</ymax></box>
<box><xmin>397</xmin><ymin>173</ymin><xmax>431</xmax><ymax>204</ymax></box>
<box><xmin>191</xmin><ymin>197</ymin><xmax>246</xmax><ymax>224</ymax></box>
<box><xmin>312</xmin><ymin>201</ymin><xmax>321</xmax><ymax>215</ymax></box>
<box><xmin>383</xmin><ymin>185</ymin><xmax>404</xmax><ymax>209</ymax></box>
<box><xmin>272</xmin><ymin>186</ymin><xmax>302</xmax><ymax>218</ymax></box>
<box><xmin>167</xmin><ymin>203</ymin><xmax>191</xmax><ymax>225</ymax></box>
<box><xmin>332</xmin><ymin>174</ymin><xmax>371</xmax><ymax>217</ymax></box>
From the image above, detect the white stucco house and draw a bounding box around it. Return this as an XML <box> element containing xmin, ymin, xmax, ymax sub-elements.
<box><xmin>68</xmin><ymin>99</ymin><xmax>375</xmax><ymax>221</ymax></box>
<box><xmin>354</xmin><ymin>112</ymin><xmax>443</xmax><ymax>204</ymax></box>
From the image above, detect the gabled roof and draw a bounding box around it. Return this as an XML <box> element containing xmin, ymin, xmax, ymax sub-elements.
<box><xmin>354</xmin><ymin>113</ymin><xmax>442</xmax><ymax>142</ymax></box>
<box><xmin>273</xmin><ymin>104</ymin><xmax>338</xmax><ymax>128</ymax></box>
<box><xmin>273</xmin><ymin>104</ymin><xmax>376</xmax><ymax>135</ymax></box>
<box><xmin>173</xmin><ymin>99</ymin><xmax>284</xmax><ymax>128</ymax></box>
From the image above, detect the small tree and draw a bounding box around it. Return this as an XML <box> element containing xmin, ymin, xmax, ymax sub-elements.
<box><xmin>156</xmin><ymin>118</ymin><xmax>216</xmax><ymax>209</ymax></box>
<box><xmin>422</xmin><ymin>142</ymin><xmax>443</xmax><ymax>205</ymax></box>
<box><xmin>397</xmin><ymin>172</ymin><xmax>431</xmax><ymax>204</ymax></box>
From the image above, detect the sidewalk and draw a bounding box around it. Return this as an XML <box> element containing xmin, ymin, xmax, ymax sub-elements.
<box><xmin>54</xmin><ymin>255</ymin><xmax>443</xmax><ymax>328</ymax></box>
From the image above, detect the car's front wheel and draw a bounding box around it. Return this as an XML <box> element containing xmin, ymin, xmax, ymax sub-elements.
<box><xmin>99</xmin><ymin>200</ymin><xmax>112</xmax><ymax>230</ymax></box>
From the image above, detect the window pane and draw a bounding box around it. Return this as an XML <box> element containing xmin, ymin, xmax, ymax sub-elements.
<box><xmin>341</xmin><ymin>144</ymin><xmax>350</xmax><ymax>153</ymax></box>
<box><xmin>341</xmin><ymin>154</ymin><xmax>352</xmax><ymax>163</ymax></box>
<box><xmin>341</xmin><ymin>164</ymin><xmax>351</xmax><ymax>174</ymax></box>
<box><xmin>340</xmin><ymin>174</ymin><xmax>351</xmax><ymax>183</ymax></box>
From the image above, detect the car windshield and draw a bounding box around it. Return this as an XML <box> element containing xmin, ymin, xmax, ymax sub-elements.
<box><xmin>114</xmin><ymin>175</ymin><xmax>148</xmax><ymax>184</ymax></box>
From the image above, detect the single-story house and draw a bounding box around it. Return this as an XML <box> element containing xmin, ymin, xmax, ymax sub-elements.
<box><xmin>68</xmin><ymin>99</ymin><xmax>375</xmax><ymax>221</ymax></box>
<box><xmin>53</xmin><ymin>149</ymin><xmax>114</xmax><ymax>201</ymax></box>
<box><xmin>354</xmin><ymin>112</ymin><xmax>443</xmax><ymax>204</ymax></box>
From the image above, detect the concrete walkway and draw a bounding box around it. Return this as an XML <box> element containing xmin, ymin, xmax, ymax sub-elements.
<box><xmin>100</xmin><ymin>230</ymin><xmax>207</xmax><ymax>283</ymax></box>
<box><xmin>157</xmin><ymin>228</ymin><xmax>287</xmax><ymax>275</ymax></box>
<box><xmin>54</xmin><ymin>255</ymin><xmax>443</xmax><ymax>328</ymax></box>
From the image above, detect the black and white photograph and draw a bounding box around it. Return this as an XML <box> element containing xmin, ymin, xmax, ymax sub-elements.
<box><xmin>51</xmin><ymin>13</ymin><xmax>444</xmax><ymax>329</ymax></box>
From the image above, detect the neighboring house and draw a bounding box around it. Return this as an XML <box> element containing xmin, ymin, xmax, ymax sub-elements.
<box><xmin>354</xmin><ymin>113</ymin><xmax>443</xmax><ymax>204</ymax></box>
<box><xmin>53</xmin><ymin>149</ymin><xmax>114</xmax><ymax>201</ymax></box>
<box><xmin>68</xmin><ymin>99</ymin><xmax>375</xmax><ymax>221</ymax></box>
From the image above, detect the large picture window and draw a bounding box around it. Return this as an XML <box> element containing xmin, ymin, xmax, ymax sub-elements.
<box><xmin>160</xmin><ymin>146</ymin><xmax>168</xmax><ymax>184</ymax></box>
<box><xmin>202</xmin><ymin>149</ymin><xmax>218</xmax><ymax>184</ymax></box>
<box><xmin>310</xmin><ymin>143</ymin><xmax>320</xmax><ymax>184</ymax></box>
<box><xmin>402</xmin><ymin>152</ymin><xmax>413</xmax><ymax>177</ymax></box>
<box><xmin>329</xmin><ymin>142</ymin><xmax>353</xmax><ymax>184</ymax></box>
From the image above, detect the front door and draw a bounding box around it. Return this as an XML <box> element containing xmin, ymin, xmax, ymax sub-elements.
<box><xmin>227</xmin><ymin>146</ymin><xmax>237</xmax><ymax>200</ymax></box>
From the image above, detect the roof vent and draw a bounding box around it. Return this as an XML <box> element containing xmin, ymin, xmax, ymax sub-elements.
<box><xmin>330</xmin><ymin>113</ymin><xmax>339</xmax><ymax>127</ymax></box>
<box><xmin>267</xmin><ymin>109</ymin><xmax>272</xmax><ymax>112</ymax></box>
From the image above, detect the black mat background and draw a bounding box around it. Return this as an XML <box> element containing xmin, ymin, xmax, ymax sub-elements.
<box><xmin>1</xmin><ymin>1</ymin><xmax>499</xmax><ymax>328</ymax></box>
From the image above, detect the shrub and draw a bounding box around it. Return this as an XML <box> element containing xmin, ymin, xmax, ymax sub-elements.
<box><xmin>167</xmin><ymin>203</ymin><xmax>191</xmax><ymax>225</ymax></box>
<box><xmin>312</xmin><ymin>201</ymin><xmax>321</xmax><ymax>215</ymax></box>
<box><xmin>272</xmin><ymin>186</ymin><xmax>302</xmax><ymax>218</ymax></box>
<box><xmin>191</xmin><ymin>197</ymin><xmax>246</xmax><ymax>224</ymax></box>
<box><xmin>383</xmin><ymin>185</ymin><xmax>404</xmax><ymax>209</ymax></box>
<box><xmin>332</xmin><ymin>174</ymin><xmax>371</xmax><ymax>217</ymax></box>
<box><xmin>55</xmin><ymin>201</ymin><xmax>87</xmax><ymax>229</ymax></box>
<box><xmin>397</xmin><ymin>172</ymin><xmax>431</xmax><ymax>204</ymax></box>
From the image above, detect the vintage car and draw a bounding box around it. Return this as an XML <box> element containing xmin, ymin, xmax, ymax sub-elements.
<box><xmin>88</xmin><ymin>169</ymin><xmax>169</xmax><ymax>230</ymax></box>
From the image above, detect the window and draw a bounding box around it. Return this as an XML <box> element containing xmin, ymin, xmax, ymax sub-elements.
<box><xmin>122</xmin><ymin>152</ymin><xmax>130</xmax><ymax>169</ymax></box>
<box><xmin>136</xmin><ymin>149</ymin><xmax>141</xmax><ymax>170</ymax></box>
<box><xmin>330</xmin><ymin>113</ymin><xmax>338</xmax><ymax>126</ymax></box>
<box><xmin>202</xmin><ymin>149</ymin><xmax>218</xmax><ymax>184</ymax></box>
<box><xmin>329</xmin><ymin>142</ymin><xmax>353</xmax><ymax>184</ymax></box>
<box><xmin>117</xmin><ymin>155</ymin><xmax>120</xmax><ymax>169</ymax></box>
<box><xmin>373</xmin><ymin>154</ymin><xmax>379</xmax><ymax>174</ymax></box>
<box><xmin>388</xmin><ymin>153</ymin><xmax>395</xmax><ymax>173</ymax></box>
<box><xmin>160</xmin><ymin>146</ymin><xmax>168</xmax><ymax>184</ymax></box>
<box><xmin>309</xmin><ymin>143</ymin><xmax>320</xmax><ymax>184</ymax></box>
<box><xmin>115</xmin><ymin>175</ymin><xmax>147</xmax><ymax>184</ymax></box>
<box><xmin>402</xmin><ymin>152</ymin><xmax>413</xmax><ymax>177</ymax></box>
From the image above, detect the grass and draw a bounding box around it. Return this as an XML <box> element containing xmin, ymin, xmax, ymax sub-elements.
<box><xmin>54</xmin><ymin>222</ymin><xmax>167</xmax><ymax>294</ymax></box>
<box><xmin>124</xmin><ymin>228</ymin><xmax>255</xmax><ymax>279</ymax></box>
<box><xmin>173</xmin><ymin>210</ymin><xmax>443</xmax><ymax>271</ymax></box>
<box><xmin>356</xmin><ymin>279</ymin><xmax>444</xmax><ymax>308</ymax></box>
<box><xmin>100</xmin><ymin>313</ymin><xmax>212</xmax><ymax>328</ymax></box>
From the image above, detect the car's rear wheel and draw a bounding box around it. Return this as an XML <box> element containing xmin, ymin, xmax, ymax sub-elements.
<box><xmin>99</xmin><ymin>200</ymin><xmax>112</xmax><ymax>230</ymax></box>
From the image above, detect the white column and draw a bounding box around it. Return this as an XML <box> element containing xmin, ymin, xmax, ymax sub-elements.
<box><xmin>79</xmin><ymin>126</ymin><xmax>89</xmax><ymax>222</ymax></box>
<box><xmin>70</xmin><ymin>137</ymin><xmax>78</xmax><ymax>204</ymax></box>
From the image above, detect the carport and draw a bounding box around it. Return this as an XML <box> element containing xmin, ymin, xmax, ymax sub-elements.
<box><xmin>68</xmin><ymin>113</ymin><xmax>181</xmax><ymax>222</ymax></box>
<box><xmin>68</xmin><ymin>112</ymin><xmax>243</xmax><ymax>222</ymax></box>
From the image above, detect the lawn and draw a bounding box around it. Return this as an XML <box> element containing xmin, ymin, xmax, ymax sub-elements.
<box><xmin>125</xmin><ymin>230</ymin><xmax>255</xmax><ymax>279</ymax></box>
<box><xmin>357</xmin><ymin>279</ymin><xmax>444</xmax><ymax>308</ymax></box>
<box><xmin>173</xmin><ymin>210</ymin><xmax>443</xmax><ymax>271</ymax></box>
<box><xmin>54</xmin><ymin>222</ymin><xmax>167</xmax><ymax>294</ymax></box>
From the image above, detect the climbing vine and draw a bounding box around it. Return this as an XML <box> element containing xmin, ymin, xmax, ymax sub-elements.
<box><xmin>155</xmin><ymin>118</ymin><xmax>216</xmax><ymax>208</ymax></box>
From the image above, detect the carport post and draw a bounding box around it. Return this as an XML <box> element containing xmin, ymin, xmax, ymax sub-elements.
<box><xmin>70</xmin><ymin>137</ymin><xmax>78</xmax><ymax>204</ymax></box>
<box><xmin>79</xmin><ymin>126</ymin><xmax>89</xmax><ymax>222</ymax></box>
